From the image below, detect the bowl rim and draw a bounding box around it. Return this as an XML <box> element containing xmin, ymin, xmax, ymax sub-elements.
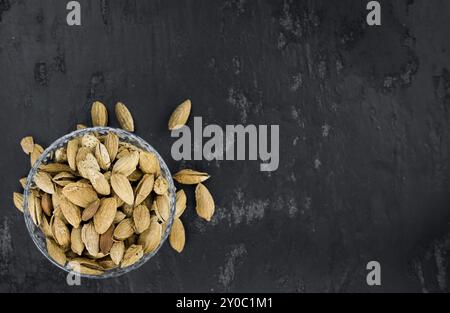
<box><xmin>22</xmin><ymin>126</ymin><xmax>176</xmax><ymax>279</ymax></box>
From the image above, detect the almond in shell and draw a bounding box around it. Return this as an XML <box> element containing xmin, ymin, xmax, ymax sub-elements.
<box><xmin>115</xmin><ymin>102</ymin><xmax>135</xmax><ymax>132</ymax></box>
<box><xmin>91</xmin><ymin>101</ymin><xmax>108</xmax><ymax>127</ymax></box>
<box><xmin>81</xmin><ymin>222</ymin><xmax>100</xmax><ymax>256</ymax></box>
<box><xmin>20</xmin><ymin>136</ymin><xmax>34</xmax><ymax>154</ymax></box>
<box><xmin>134</xmin><ymin>174</ymin><xmax>154</xmax><ymax>206</ymax></box>
<box><xmin>62</xmin><ymin>182</ymin><xmax>98</xmax><ymax>208</ymax></box>
<box><xmin>168</xmin><ymin>99</ymin><xmax>191</xmax><ymax>130</ymax></box>
<box><xmin>133</xmin><ymin>204</ymin><xmax>150</xmax><ymax>234</ymax></box>
<box><xmin>46</xmin><ymin>238</ymin><xmax>66</xmax><ymax>266</ymax></box>
<box><xmin>110</xmin><ymin>173</ymin><xmax>134</xmax><ymax>205</ymax></box>
<box><xmin>113</xmin><ymin>218</ymin><xmax>135</xmax><ymax>240</ymax></box>
<box><xmin>195</xmin><ymin>183</ymin><xmax>215</xmax><ymax>221</ymax></box>
<box><xmin>93</xmin><ymin>197</ymin><xmax>117</xmax><ymax>234</ymax></box>
<box><xmin>169</xmin><ymin>218</ymin><xmax>185</xmax><ymax>253</ymax></box>
<box><xmin>121</xmin><ymin>244</ymin><xmax>143</xmax><ymax>268</ymax></box>
<box><xmin>110</xmin><ymin>241</ymin><xmax>125</xmax><ymax>265</ymax></box>
<box><xmin>173</xmin><ymin>169</ymin><xmax>209</xmax><ymax>185</ymax></box>
<box><xmin>71</xmin><ymin>227</ymin><xmax>85</xmax><ymax>256</ymax></box>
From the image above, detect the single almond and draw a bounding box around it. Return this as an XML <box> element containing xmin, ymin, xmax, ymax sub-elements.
<box><xmin>112</xmin><ymin>150</ymin><xmax>139</xmax><ymax>176</ymax></box>
<box><xmin>62</xmin><ymin>182</ymin><xmax>98</xmax><ymax>208</ymax></box>
<box><xmin>115</xmin><ymin>102</ymin><xmax>134</xmax><ymax>132</ymax></box>
<box><xmin>153</xmin><ymin>175</ymin><xmax>168</xmax><ymax>195</ymax></box>
<box><xmin>67</xmin><ymin>139</ymin><xmax>79</xmax><ymax>171</ymax></box>
<box><xmin>153</xmin><ymin>194</ymin><xmax>170</xmax><ymax>222</ymax></box>
<box><xmin>110</xmin><ymin>241</ymin><xmax>125</xmax><ymax>265</ymax></box>
<box><xmin>113</xmin><ymin>218</ymin><xmax>135</xmax><ymax>240</ymax></box>
<box><xmin>134</xmin><ymin>174</ymin><xmax>154</xmax><ymax>206</ymax></box>
<box><xmin>81</xmin><ymin>222</ymin><xmax>100</xmax><ymax>256</ymax></box>
<box><xmin>173</xmin><ymin>169</ymin><xmax>210</xmax><ymax>185</ymax></box>
<box><xmin>52</xmin><ymin>216</ymin><xmax>70</xmax><ymax>249</ymax></box>
<box><xmin>20</xmin><ymin>136</ymin><xmax>34</xmax><ymax>154</ymax></box>
<box><xmin>105</xmin><ymin>132</ymin><xmax>119</xmax><ymax>162</ymax></box>
<box><xmin>34</xmin><ymin>171</ymin><xmax>55</xmax><ymax>194</ymax></box>
<box><xmin>93</xmin><ymin>197</ymin><xmax>117</xmax><ymax>234</ymax></box>
<box><xmin>169</xmin><ymin>218</ymin><xmax>185</xmax><ymax>253</ymax></box>
<box><xmin>139</xmin><ymin>151</ymin><xmax>160</xmax><ymax>175</ymax></box>
<box><xmin>71</xmin><ymin>227</ymin><xmax>85</xmax><ymax>256</ymax></box>
<box><xmin>40</xmin><ymin>213</ymin><xmax>53</xmax><ymax>238</ymax></box>
<box><xmin>81</xmin><ymin>134</ymin><xmax>100</xmax><ymax>150</ymax></box>
<box><xmin>195</xmin><ymin>183</ymin><xmax>215</xmax><ymax>221</ymax></box>
<box><xmin>121</xmin><ymin>244</ymin><xmax>143</xmax><ymax>268</ymax></box>
<box><xmin>133</xmin><ymin>204</ymin><xmax>150</xmax><ymax>234</ymax></box>
<box><xmin>46</xmin><ymin>238</ymin><xmax>66</xmax><ymax>266</ymax></box>
<box><xmin>95</xmin><ymin>143</ymin><xmax>111</xmax><ymax>171</ymax></box>
<box><xmin>59</xmin><ymin>195</ymin><xmax>82</xmax><ymax>228</ymax></box>
<box><xmin>168</xmin><ymin>99</ymin><xmax>191</xmax><ymax>130</ymax></box>
<box><xmin>175</xmin><ymin>189</ymin><xmax>187</xmax><ymax>218</ymax></box>
<box><xmin>41</xmin><ymin>193</ymin><xmax>53</xmax><ymax>216</ymax></box>
<box><xmin>91</xmin><ymin>101</ymin><xmax>108</xmax><ymax>127</ymax></box>
<box><xmin>110</xmin><ymin>173</ymin><xmax>134</xmax><ymax>205</ymax></box>
<box><xmin>88</xmin><ymin>170</ymin><xmax>110</xmax><ymax>195</ymax></box>
<box><xmin>82</xmin><ymin>199</ymin><xmax>101</xmax><ymax>221</ymax></box>
<box><xmin>99</xmin><ymin>224</ymin><xmax>115</xmax><ymax>254</ymax></box>
<box><xmin>138</xmin><ymin>220</ymin><xmax>162</xmax><ymax>254</ymax></box>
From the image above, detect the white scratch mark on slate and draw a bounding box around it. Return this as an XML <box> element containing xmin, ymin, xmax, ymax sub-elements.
<box><xmin>219</xmin><ymin>244</ymin><xmax>247</xmax><ymax>291</ymax></box>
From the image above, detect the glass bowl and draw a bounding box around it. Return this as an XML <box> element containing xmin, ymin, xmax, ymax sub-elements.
<box><xmin>22</xmin><ymin>127</ymin><xmax>176</xmax><ymax>279</ymax></box>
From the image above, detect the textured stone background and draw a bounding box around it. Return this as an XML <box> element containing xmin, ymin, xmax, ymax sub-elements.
<box><xmin>1</xmin><ymin>0</ymin><xmax>450</xmax><ymax>292</ymax></box>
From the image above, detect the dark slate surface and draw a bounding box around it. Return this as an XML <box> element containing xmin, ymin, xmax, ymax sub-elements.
<box><xmin>1</xmin><ymin>0</ymin><xmax>450</xmax><ymax>292</ymax></box>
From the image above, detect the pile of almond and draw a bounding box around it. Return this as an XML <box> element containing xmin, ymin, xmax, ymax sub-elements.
<box><xmin>12</xmin><ymin>100</ymin><xmax>215</xmax><ymax>275</ymax></box>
